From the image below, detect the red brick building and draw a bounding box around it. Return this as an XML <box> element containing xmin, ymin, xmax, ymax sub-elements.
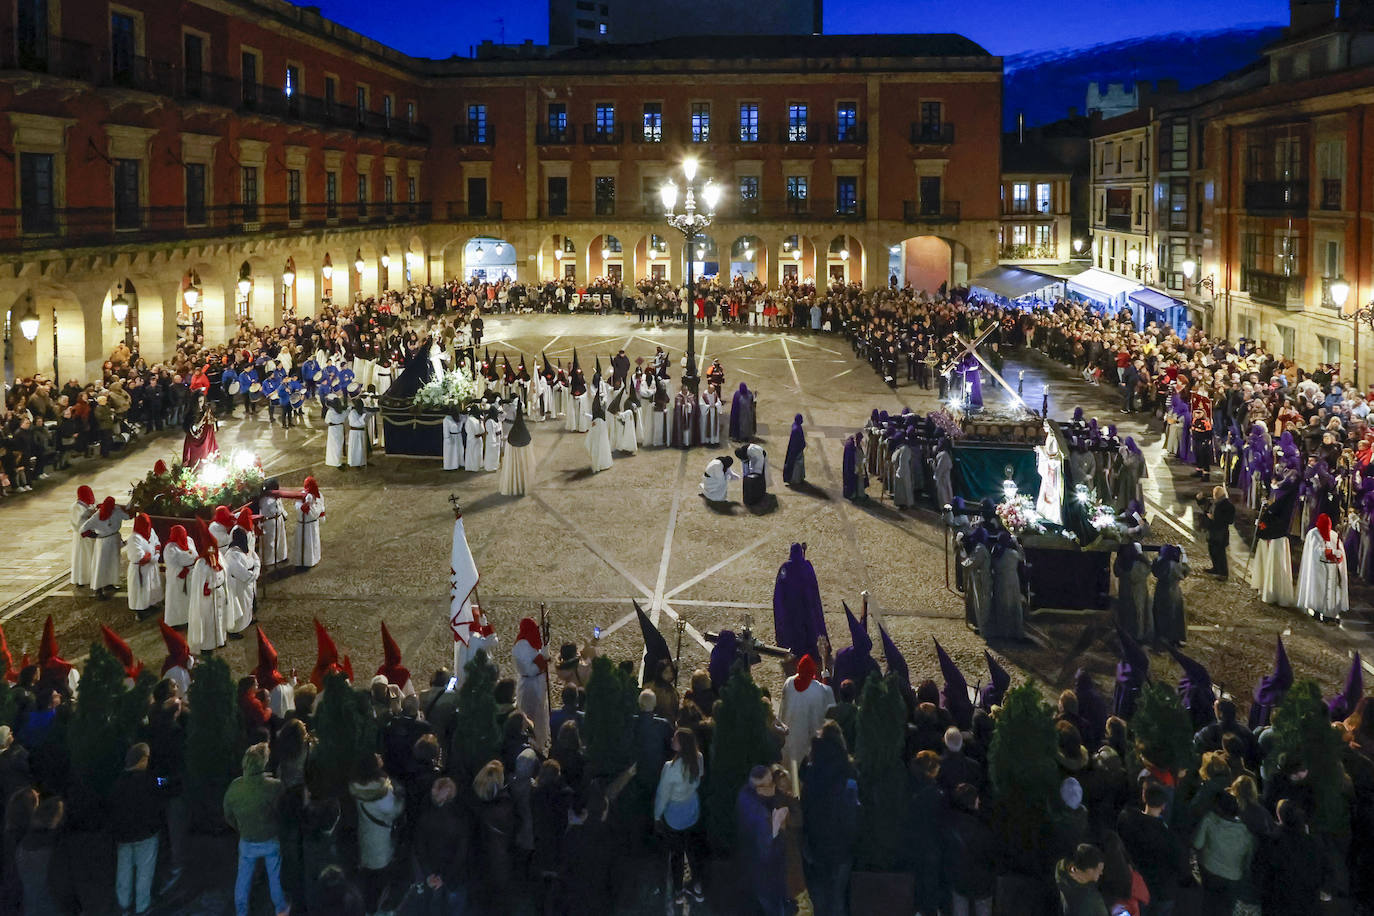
<box><xmin>0</xmin><ymin>1</ymin><xmax>1002</xmax><ymax>380</ymax></box>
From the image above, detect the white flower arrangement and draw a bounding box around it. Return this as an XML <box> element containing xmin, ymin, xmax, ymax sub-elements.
<box><xmin>414</xmin><ymin>367</ymin><xmax>478</xmax><ymax>410</ymax></box>
<box><xmin>996</xmin><ymin>494</ymin><xmax>1045</xmax><ymax>535</ymax></box>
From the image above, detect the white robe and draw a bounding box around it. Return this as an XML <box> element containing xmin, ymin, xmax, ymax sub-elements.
<box><xmin>70</xmin><ymin>500</ymin><xmax>96</xmax><ymax>586</ymax></box>
<box><xmin>223</xmin><ymin>547</ymin><xmax>260</xmax><ymax>634</ymax></box>
<box><xmin>347</xmin><ymin>407</ymin><xmax>370</xmax><ymax>467</ymax></box>
<box><xmin>483</xmin><ymin>418</ymin><xmax>503</xmax><ymax>472</ymax></box>
<box><xmin>778</xmin><ymin>677</ymin><xmax>835</xmax><ymax>770</ymax></box>
<box><xmin>209</xmin><ymin>521</ymin><xmax>233</xmax><ymax>549</ymax></box>
<box><xmin>165</xmin><ymin>664</ymin><xmax>191</xmax><ymax>699</ymax></box>
<box><xmin>268</xmin><ymin>681</ymin><xmax>296</xmax><ymax>718</ymax></box>
<box><xmin>700</xmin><ymin>458</ymin><xmax>733</xmax><ymax>501</ymax></box>
<box><xmin>374</xmin><ymin>365</ymin><xmax>393</xmax><ymax>397</ymax></box>
<box><xmin>740</xmin><ymin>443</ymin><xmax>768</xmax><ymax>484</ymax></box>
<box><xmin>568</xmin><ymin>393</ymin><xmax>590</xmax><ymax>432</ymax></box>
<box><xmin>162</xmin><ymin>541</ymin><xmax>195</xmax><ymax>627</ymax></box>
<box><xmin>442</xmin><ymin>415</ymin><xmax>464</xmax><ymax>470</ymax></box>
<box><xmin>612</xmin><ymin>410</ymin><xmax>638</xmax><ymax>454</ymax></box>
<box><xmin>1035</xmin><ymin>442</ymin><xmax>1065</xmax><ymax>526</ymax></box>
<box><xmin>1249</xmin><ymin>539</ymin><xmax>1296</xmax><ymax>607</ymax></box>
<box><xmin>463</xmin><ymin>415</ymin><xmax>485</xmax><ymax>471</ymax></box>
<box><xmin>650</xmin><ymin>405</ymin><xmax>670</xmax><ymax>447</ymax></box>
<box><xmin>124</xmin><ymin>530</ymin><xmax>163</xmax><ymax>611</ymax></box>
<box><xmin>513</xmin><ymin>639</ymin><xmax>550</xmax><ymax>750</ymax></box>
<box><xmin>552</xmin><ymin>382</ymin><xmax>569</xmax><ymax>418</ymax></box>
<box><xmin>187</xmin><ymin>557</ymin><xmax>228</xmax><ymax>652</ymax></box>
<box><xmin>699</xmin><ymin>394</ymin><xmax>723</xmax><ymax>445</ymax></box>
<box><xmin>325</xmin><ymin>406</ymin><xmax>348</xmax><ymax>466</ymax></box>
<box><xmin>586</xmin><ymin>416</ymin><xmax>613</xmax><ymax>472</ymax></box>
<box><xmin>80</xmin><ymin>508</ymin><xmax>128</xmax><ymax>590</ymax></box>
<box><xmin>294</xmin><ymin>494</ymin><xmax>324</xmax><ymax>567</ymax></box>
<box><xmin>635</xmin><ymin>379</ymin><xmax>655</xmax><ymax>438</ymax></box>
<box><xmin>258</xmin><ymin>495</ymin><xmax>289</xmax><ymax>567</ymax></box>
<box><xmin>534</xmin><ymin>376</ymin><xmax>554</xmax><ymax>420</ymax></box>
<box><xmin>1296</xmin><ymin>527</ymin><xmax>1349</xmax><ymax>619</ymax></box>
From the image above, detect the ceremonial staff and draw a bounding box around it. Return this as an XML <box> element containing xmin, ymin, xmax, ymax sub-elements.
<box><xmin>673</xmin><ymin>618</ymin><xmax>686</xmax><ymax>686</ymax></box>
<box><xmin>539</xmin><ymin>602</ymin><xmax>553</xmax><ymax>717</ymax></box>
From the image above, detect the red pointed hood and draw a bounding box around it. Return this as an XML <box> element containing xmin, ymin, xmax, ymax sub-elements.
<box><xmin>793</xmin><ymin>654</ymin><xmax>816</xmax><ymax>691</ymax></box>
<box><xmin>101</xmin><ymin>625</ymin><xmax>143</xmax><ymax>680</ymax></box>
<box><xmin>153</xmin><ymin>459</ymin><xmax>168</xmax><ymax>476</ymax></box>
<box><xmin>98</xmin><ymin>496</ymin><xmax>117</xmax><ymax>521</ymax></box>
<box><xmin>376</xmin><ymin>622</ymin><xmax>410</xmax><ymax>688</ymax></box>
<box><xmin>167</xmin><ymin>525</ymin><xmax>190</xmax><ymax>552</ymax></box>
<box><xmin>517</xmin><ymin>617</ymin><xmax>542</xmax><ymax>650</ymax></box>
<box><xmin>310</xmin><ymin>618</ymin><xmax>344</xmax><ymax>688</ymax></box>
<box><xmin>0</xmin><ymin>626</ymin><xmax>16</xmax><ymax>683</ymax></box>
<box><xmin>236</xmin><ymin>507</ymin><xmax>254</xmax><ymax>530</ymax></box>
<box><xmin>213</xmin><ymin>505</ymin><xmax>235</xmax><ymax>529</ymax></box>
<box><xmin>303</xmin><ymin>476</ymin><xmax>321</xmax><ymax>499</ymax></box>
<box><xmin>1317</xmin><ymin>512</ymin><xmax>1333</xmax><ymax>540</ymax></box>
<box><xmin>255</xmin><ymin>626</ymin><xmax>285</xmax><ymax>689</ymax></box>
<box><xmin>76</xmin><ymin>486</ymin><xmax>95</xmax><ymax>506</ymax></box>
<box><xmin>159</xmin><ymin>621</ymin><xmax>191</xmax><ymax>674</ymax></box>
<box><xmin>133</xmin><ymin>513</ymin><xmax>152</xmax><ymax>539</ymax></box>
<box><xmin>38</xmin><ymin>616</ymin><xmax>72</xmax><ymax>680</ymax></box>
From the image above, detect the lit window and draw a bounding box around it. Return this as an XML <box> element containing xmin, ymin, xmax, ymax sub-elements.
<box><xmin>691</xmin><ymin>102</ymin><xmax>710</xmax><ymax>143</ymax></box>
<box><xmin>788</xmin><ymin>103</ymin><xmax>808</xmax><ymax>142</ymax></box>
<box><xmin>738</xmin><ymin>103</ymin><xmax>758</xmax><ymax>142</ymax></box>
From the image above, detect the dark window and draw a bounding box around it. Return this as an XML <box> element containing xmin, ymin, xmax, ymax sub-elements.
<box><xmin>468</xmin><ymin>104</ymin><xmax>488</xmax><ymax>143</ymax></box>
<box><xmin>642</xmin><ymin>102</ymin><xmax>662</xmax><ymax>142</ymax></box>
<box><xmin>595</xmin><ymin>176</ymin><xmax>616</xmax><ymax>216</ymax></box>
<box><xmin>113</xmin><ymin>158</ymin><xmax>140</xmax><ymax>229</ymax></box>
<box><xmin>241</xmin><ymin>166</ymin><xmax>258</xmax><ymax>222</ymax></box>
<box><xmin>285</xmin><ymin>65</ymin><xmax>300</xmax><ymax>99</ymax></box>
<box><xmin>920</xmin><ymin>101</ymin><xmax>942</xmax><ymax>132</ymax></box>
<box><xmin>547</xmin><ymin>103</ymin><xmax>567</xmax><ymax>141</ymax></box>
<box><xmin>241</xmin><ymin>51</ymin><xmax>258</xmax><ymax>106</ymax></box>
<box><xmin>919</xmin><ymin>175</ymin><xmax>942</xmax><ymax>214</ymax></box>
<box><xmin>836</xmin><ymin>176</ymin><xmax>858</xmax><ymax>214</ymax></box>
<box><xmin>1195</xmin><ymin>181</ymin><xmax>1204</xmax><ymax>233</ymax></box>
<box><xmin>787</xmin><ymin>104</ymin><xmax>808</xmax><ymax>142</ymax></box>
<box><xmin>383</xmin><ymin>96</ymin><xmax>392</xmax><ymax>126</ymax></box>
<box><xmin>1168</xmin><ymin>177</ymin><xmax>1188</xmax><ymax>230</ymax></box>
<box><xmin>738</xmin><ymin>175</ymin><xmax>759</xmax><ymax>215</ymax></box>
<box><xmin>110</xmin><ymin>13</ymin><xmax>136</xmax><ymax>85</ymax></box>
<box><xmin>738</xmin><ymin>103</ymin><xmax>759</xmax><ymax>142</ymax></box>
<box><xmin>185</xmin><ymin>162</ymin><xmax>206</xmax><ymax>225</ymax></box>
<box><xmin>183</xmin><ymin>33</ymin><xmax>203</xmax><ymax>96</ymax></box>
<box><xmin>287</xmin><ymin>169</ymin><xmax>301</xmax><ymax>220</ymax></box>
<box><xmin>576</xmin><ymin>18</ymin><xmax>594</xmax><ymax>29</ymax></box>
<box><xmin>547</xmin><ymin>176</ymin><xmax>568</xmax><ymax>217</ymax></box>
<box><xmin>467</xmin><ymin>177</ymin><xmax>487</xmax><ymax>217</ymax></box>
<box><xmin>324</xmin><ymin>76</ymin><xmax>337</xmax><ymax>114</ymax></box>
<box><xmin>407</xmin><ymin>177</ymin><xmax>416</xmax><ymax>203</ymax></box>
<box><xmin>17</xmin><ymin>0</ymin><xmax>48</xmax><ymax>70</ymax></box>
<box><xmin>384</xmin><ymin>175</ymin><xmax>394</xmax><ymax>208</ymax></box>
<box><xmin>836</xmin><ymin>103</ymin><xmax>857</xmax><ymax>141</ymax></box>
<box><xmin>325</xmin><ymin>171</ymin><xmax>338</xmax><ymax>218</ymax></box>
<box><xmin>691</xmin><ymin>102</ymin><xmax>710</xmax><ymax>143</ymax></box>
<box><xmin>786</xmin><ymin>176</ymin><xmax>807</xmax><ymax>213</ymax></box>
<box><xmin>357</xmin><ymin>173</ymin><xmax>368</xmax><ymax>216</ymax></box>
<box><xmin>20</xmin><ymin>152</ymin><xmax>55</xmax><ymax>234</ymax></box>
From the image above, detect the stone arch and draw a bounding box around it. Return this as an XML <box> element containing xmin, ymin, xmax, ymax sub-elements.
<box><xmin>463</xmin><ymin>236</ymin><xmax>518</xmax><ymax>282</ymax></box>
<box><xmin>824</xmin><ymin>234</ymin><xmax>864</xmax><ymax>285</ymax></box>
<box><xmin>352</xmin><ymin>242</ymin><xmax>380</xmax><ymax>300</ymax></box>
<box><xmin>728</xmin><ymin>235</ymin><xmax>767</xmax><ymax>283</ymax></box>
<box><xmin>405</xmin><ymin>233</ymin><xmax>428</xmax><ymax>286</ymax></box>
<box><xmin>539</xmin><ymin>234</ymin><xmax>578</xmax><ymax>282</ymax></box>
<box><xmin>6</xmin><ymin>282</ymin><xmax>97</xmax><ymax>383</ymax></box>
<box><xmin>588</xmin><ymin>233</ymin><xmax>626</xmax><ymax>282</ymax></box>
<box><xmin>778</xmin><ymin>235</ymin><xmax>817</xmax><ymax>284</ymax></box>
<box><xmin>98</xmin><ymin>277</ymin><xmax>139</xmax><ymax>358</ymax></box>
<box><xmin>891</xmin><ymin>236</ymin><xmax>970</xmax><ymax>295</ymax></box>
<box><xmin>632</xmin><ymin>234</ymin><xmax>671</xmax><ymax>284</ymax></box>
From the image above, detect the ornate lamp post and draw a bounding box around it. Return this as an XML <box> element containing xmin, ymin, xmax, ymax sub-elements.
<box><xmin>661</xmin><ymin>158</ymin><xmax>720</xmax><ymax>390</ymax></box>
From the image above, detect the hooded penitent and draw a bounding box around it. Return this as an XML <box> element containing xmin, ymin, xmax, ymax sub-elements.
<box><xmin>38</xmin><ymin>615</ymin><xmax>72</xmax><ymax>682</ymax></box>
<box><xmin>793</xmin><ymin>654</ymin><xmax>816</xmax><ymax>691</ymax></box>
<box><xmin>879</xmin><ymin>623</ymin><xmax>909</xmax><ymax>684</ymax></box>
<box><xmin>255</xmin><ymin>625</ymin><xmax>285</xmax><ymax>689</ymax></box>
<box><xmin>77</xmin><ymin>485</ymin><xmax>95</xmax><ymax>506</ymax></box>
<box><xmin>634</xmin><ymin>600</ymin><xmax>672</xmax><ymax>687</ymax></box>
<box><xmin>1329</xmin><ymin>652</ymin><xmax>1364</xmax><ymax>721</ymax></box>
<box><xmin>1168</xmin><ymin>645</ymin><xmax>1215</xmax><ymax>730</ymax></box>
<box><xmin>376</xmin><ymin>621</ymin><xmax>411</xmax><ymax>689</ymax></box>
<box><xmin>934</xmin><ymin>639</ymin><xmax>973</xmax><ymax>730</ymax></box>
<box><xmin>101</xmin><ymin>625</ymin><xmax>143</xmax><ymax>680</ymax></box>
<box><xmin>98</xmin><ymin>496</ymin><xmax>117</xmax><ymax>521</ymax></box>
<box><xmin>0</xmin><ymin>626</ymin><xmax>16</xmax><ymax>683</ymax></box>
<box><xmin>708</xmin><ymin>629</ymin><xmax>738</xmax><ymax>691</ymax></box>
<box><xmin>213</xmin><ymin>505</ymin><xmax>235</xmax><ymax>531</ymax></box>
<box><xmin>1112</xmin><ymin>627</ymin><xmax>1150</xmax><ymax>721</ymax></box>
<box><xmin>133</xmin><ymin>512</ymin><xmax>153</xmax><ymax>540</ymax></box>
<box><xmin>237</xmin><ymin>507</ymin><xmax>254</xmax><ymax>532</ymax></box>
<box><xmin>160</xmin><ymin>620</ymin><xmax>192</xmax><ymax>674</ymax></box>
<box><xmin>304</xmin><ymin>476</ymin><xmax>321</xmax><ymax>499</ymax></box>
<box><xmin>832</xmin><ymin>601</ymin><xmax>880</xmax><ymax>691</ymax></box>
<box><xmin>1249</xmin><ymin>635</ymin><xmax>1292</xmax><ymax>728</ymax></box>
<box><xmin>153</xmin><ymin>459</ymin><xmax>169</xmax><ymax>476</ymax></box>
<box><xmin>772</xmin><ymin>543</ymin><xmax>827</xmax><ymax>661</ymax></box>
<box><xmin>311</xmin><ymin>617</ymin><xmax>347</xmax><ymax>689</ymax></box>
<box><xmin>978</xmin><ymin>650</ymin><xmax>1010</xmax><ymax>710</ymax></box>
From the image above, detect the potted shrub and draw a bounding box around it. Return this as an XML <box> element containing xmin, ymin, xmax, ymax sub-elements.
<box><xmin>850</xmin><ymin>672</ymin><xmax>916</xmax><ymax>912</ymax></box>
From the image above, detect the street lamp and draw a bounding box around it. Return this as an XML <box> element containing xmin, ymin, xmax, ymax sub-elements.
<box><xmin>380</xmin><ymin>251</ymin><xmax>391</xmax><ymax>270</ymax></box>
<box><xmin>662</xmin><ymin>157</ymin><xmax>719</xmax><ymax>390</ymax></box>
<box><xmin>321</xmin><ymin>257</ymin><xmax>333</xmax><ymax>282</ymax></box>
<box><xmin>1181</xmin><ymin>258</ymin><xmax>1216</xmax><ymax>297</ymax></box>
<box><xmin>282</xmin><ymin>261</ymin><xmax>296</xmax><ymax>288</ymax></box>
<box><xmin>18</xmin><ymin>303</ymin><xmax>39</xmax><ymax>341</ymax></box>
<box><xmin>237</xmin><ymin>265</ymin><xmax>253</xmax><ymax>297</ymax></box>
<box><xmin>353</xmin><ymin>249</ymin><xmax>364</xmax><ymax>274</ymax></box>
<box><xmin>182</xmin><ymin>272</ymin><xmax>201</xmax><ymax>310</ymax></box>
<box><xmin>1073</xmin><ymin>238</ymin><xmax>1086</xmax><ymax>254</ymax></box>
<box><xmin>111</xmin><ymin>285</ymin><xmax>129</xmax><ymax>324</ymax></box>
<box><xmin>1330</xmin><ymin>276</ymin><xmax>1351</xmax><ymax>309</ymax></box>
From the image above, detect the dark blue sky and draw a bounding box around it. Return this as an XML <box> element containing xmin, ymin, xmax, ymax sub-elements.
<box><xmin>316</xmin><ymin>0</ymin><xmax>1289</xmax><ymax>59</ymax></box>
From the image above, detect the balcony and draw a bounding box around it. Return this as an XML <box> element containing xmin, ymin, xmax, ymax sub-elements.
<box><xmin>827</xmin><ymin>122</ymin><xmax>868</xmax><ymax>144</ymax></box>
<box><xmin>453</xmin><ymin>123</ymin><xmax>494</xmax><ymax>146</ymax></box>
<box><xmin>903</xmin><ymin>200</ymin><xmax>960</xmax><ymax>223</ymax></box>
<box><xmin>1247</xmin><ymin>270</ymin><xmax>1305</xmax><ymax>308</ymax></box>
<box><xmin>778</xmin><ymin>124</ymin><xmax>815</xmax><ymax>144</ymax></box>
<box><xmin>1000</xmin><ymin>244</ymin><xmax>1057</xmax><ymax>260</ymax></box>
<box><xmin>1321</xmin><ymin>179</ymin><xmax>1342</xmax><ymax>211</ymax></box>
<box><xmin>0</xmin><ymin>31</ymin><xmax>96</xmax><ymax>81</ymax></box>
<box><xmin>732</xmin><ymin>122</ymin><xmax>770</xmax><ymax>144</ymax></box>
<box><xmin>633</xmin><ymin>125</ymin><xmax>665</xmax><ymax>144</ymax></box>
<box><xmin>0</xmin><ymin>201</ymin><xmax>431</xmax><ymax>253</ymax></box>
<box><xmin>537</xmin><ymin>125</ymin><xmax>575</xmax><ymax>145</ymax></box>
<box><xmin>1244</xmin><ymin>180</ymin><xmax>1308</xmax><ymax>215</ymax></box>
<box><xmin>446</xmin><ymin>201</ymin><xmax>503</xmax><ymax>221</ymax></box>
<box><xmin>910</xmin><ymin>122</ymin><xmax>955</xmax><ymax>144</ymax></box>
<box><xmin>582</xmin><ymin>123</ymin><xmax>624</xmax><ymax>145</ymax></box>
<box><xmin>532</xmin><ymin>199</ymin><xmax>867</xmax><ymax>221</ymax></box>
<box><xmin>1103</xmin><ymin>213</ymin><xmax>1132</xmax><ymax>231</ymax></box>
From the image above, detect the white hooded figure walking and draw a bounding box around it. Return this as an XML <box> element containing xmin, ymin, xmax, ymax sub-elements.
<box><xmin>585</xmin><ymin>394</ymin><xmax>614</xmax><ymax>473</ymax></box>
<box><xmin>161</xmin><ymin>525</ymin><xmax>196</xmax><ymax>628</ymax></box>
<box><xmin>1296</xmin><ymin>512</ymin><xmax>1349</xmax><ymax>621</ymax></box>
<box><xmin>125</xmin><ymin>513</ymin><xmax>163</xmax><ymax>613</ymax></box>
<box><xmin>512</xmin><ymin>617</ymin><xmax>550</xmax><ymax>750</ymax></box>
<box><xmin>80</xmin><ymin>497</ymin><xmax>129</xmax><ymax>595</ymax></box>
<box><xmin>223</xmin><ymin>528</ymin><xmax>261</xmax><ymax>634</ymax></box>
<box><xmin>483</xmin><ymin>407</ymin><xmax>503</xmax><ymax>472</ymax></box>
<box><xmin>442</xmin><ymin>411</ymin><xmax>464</xmax><ymax>471</ymax></box>
<box><xmin>257</xmin><ymin>484</ymin><xmax>290</xmax><ymax>567</ymax></box>
<box><xmin>294</xmin><ymin>477</ymin><xmax>325</xmax><ymax>569</ymax></box>
<box><xmin>324</xmin><ymin>399</ymin><xmax>348</xmax><ymax>467</ymax></box>
<box><xmin>70</xmin><ymin>485</ymin><xmax>97</xmax><ymax>587</ymax></box>
<box><xmin>187</xmin><ymin>541</ymin><xmax>229</xmax><ymax>653</ymax></box>
<box><xmin>346</xmin><ymin>400</ymin><xmax>372</xmax><ymax>468</ymax></box>
<box><xmin>778</xmin><ymin>655</ymin><xmax>834</xmax><ymax>771</ymax></box>
<box><xmin>463</xmin><ymin>408</ymin><xmax>485</xmax><ymax>472</ymax></box>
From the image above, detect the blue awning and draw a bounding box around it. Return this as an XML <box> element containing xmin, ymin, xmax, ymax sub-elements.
<box><xmin>969</xmin><ymin>266</ymin><xmax>1060</xmax><ymax>301</ymax></box>
<box><xmin>1128</xmin><ymin>288</ymin><xmax>1184</xmax><ymax>312</ymax></box>
<box><xmin>1066</xmin><ymin>268</ymin><xmax>1140</xmax><ymax>303</ymax></box>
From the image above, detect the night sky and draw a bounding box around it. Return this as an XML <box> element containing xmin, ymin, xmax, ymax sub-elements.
<box><xmin>313</xmin><ymin>0</ymin><xmax>1289</xmax><ymax>59</ymax></box>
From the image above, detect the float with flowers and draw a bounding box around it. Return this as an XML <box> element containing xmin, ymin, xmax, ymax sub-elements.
<box><xmin>380</xmin><ymin>355</ymin><xmax>481</xmax><ymax>458</ymax></box>
<box><xmin>129</xmin><ymin>451</ymin><xmax>266</xmax><ymax>547</ymax></box>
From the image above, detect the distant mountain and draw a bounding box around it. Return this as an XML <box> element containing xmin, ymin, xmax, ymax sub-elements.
<box><xmin>1004</xmin><ymin>26</ymin><xmax>1286</xmax><ymax>130</ymax></box>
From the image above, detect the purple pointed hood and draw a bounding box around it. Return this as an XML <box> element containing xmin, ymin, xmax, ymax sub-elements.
<box><xmin>1113</xmin><ymin>628</ymin><xmax>1151</xmax><ymax>721</ymax></box>
<box><xmin>1074</xmin><ymin>668</ymin><xmax>1108</xmax><ymax>748</ymax></box>
<box><xmin>1169</xmin><ymin>645</ymin><xmax>1215</xmax><ymax>729</ymax></box>
<box><xmin>1328</xmin><ymin>652</ymin><xmax>1364</xmax><ymax>721</ymax></box>
<box><xmin>934</xmin><ymin>639</ymin><xmax>973</xmax><ymax>729</ymax></box>
<box><xmin>880</xmin><ymin>624</ymin><xmax>909</xmax><ymax>684</ymax></box>
<box><xmin>708</xmin><ymin>629</ymin><xmax>738</xmax><ymax>691</ymax></box>
<box><xmin>979</xmin><ymin>651</ymin><xmax>1011</xmax><ymax>710</ymax></box>
<box><xmin>1248</xmin><ymin>635</ymin><xmax>1293</xmax><ymax>728</ymax></box>
<box><xmin>832</xmin><ymin>601</ymin><xmax>880</xmax><ymax>691</ymax></box>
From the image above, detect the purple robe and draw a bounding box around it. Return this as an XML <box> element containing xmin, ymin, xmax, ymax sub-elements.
<box><xmin>729</xmin><ymin>383</ymin><xmax>756</xmax><ymax>440</ymax></box>
<box><xmin>1169</xmin><ymin>646</ymin><xmax>1216</xmax><ymax>730</ymax></box>
<box><xmin>1328</xmin><ymin>652</ymin><xmax>1364</xmax><ymax>721</ymax></box>
<box><xmin>978</xmin><ymin>651</ymin><xmax>1010</xmax><ymax>710</ymax></box>
<box><xmin>1170</xmin><ymin>394</ymin><xmax>1194</xmax><ymax>463</ymax></box>
<box><xmin>772</xmin><ymin>544</ymin><xmax>827</xmax><ymax>660</ymax></box>
<box><xmin>934</xmin><ymin>639</ymin><xmax>973</xmax><ymax>730</ymax></box>
<box><xmin>959</xmin><ymin>354</ymin><xmax>983</xmax><ymax>408</ymax></box>
<box><xmin>1248</xmin><ymin>636</ymin><xmax>1292</xmax><ymax>729</ymax></box>
<box><xmin>708</xmin><ymin>629</ymin><xmax>738</xmax><ymax>691</ymax></box>
<box><xmin>1074</xmin><ymin>668</ymin><xmax>1108</xmax><ymax>749</ymax></box>
<box><xmin>832</xmin><ymin>603</ymin><xmax>879</xmax><ymax>690</ymax></box>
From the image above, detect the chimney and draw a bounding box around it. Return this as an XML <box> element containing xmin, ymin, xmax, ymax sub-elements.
<box><xmin>1290</xmin><ymin>0</ymin><xmax>1336</xmax><ymax>31</ymax></box>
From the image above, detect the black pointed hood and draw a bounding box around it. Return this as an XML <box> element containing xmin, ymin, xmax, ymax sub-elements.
<box><xmin>592</xmin><ymin>393</ymin><xmax>606</xmax><ymax>422</ymax></box>
<box><xmin>507</xmin><ymin>401</ymin><xmax>531</xmax><ymax>447</ymax></box>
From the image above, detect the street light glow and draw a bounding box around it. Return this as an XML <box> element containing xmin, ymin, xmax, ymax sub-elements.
<box><xmin>701</xmin><ymin>181</ymin><xmax>720</xmax><ymax>210</ymax></box>
<box><xmin>682</xmin><ymin>158</ymin><xmax>698</xmax><ymax>182</ymax></box>
<box><xmin>1331</xmin><ymin>276</ymin><xmax>1352</xmax><ymax>308</ymax></box>
<box><xmin>1182</xmin><ymin>258</ymin><xmax>1197</xmax><ymax>280</ymax></box>
<box><xmin>660</xmin><ymin>182</ymin><xmax>679</xmax><ymax>211</ymax></box>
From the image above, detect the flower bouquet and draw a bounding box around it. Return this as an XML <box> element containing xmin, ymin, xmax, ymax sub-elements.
<box><xmin>996</xmin><ymin>494</ymin><xmax>1045</xmax><ymax>535</ymax></box>
<box><xmin>129</xmin><ymin>451</ymin><xmax>265</xmax><ymax>519</ymax></box>
<box><xmin>928</xmin><ymin>409</ymin><xmax>964</xmax><ymax>441</ymax></box>
<box><xmin>413</xmin><ymin>367</ymin><xmax>477</xmax><ymax>411</ymax></box>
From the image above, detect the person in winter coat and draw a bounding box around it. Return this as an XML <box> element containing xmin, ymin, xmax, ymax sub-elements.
<box><xmin>655</xmin><ymin>727</ymin><xmax>706</xmax><ymax>905</ymax></box>
<box><xmin>348</xmin><ymin>753</ymin><xmax>404</xmax><ymax>913</ymax></box>
<box><xmin>222</xmin><ymin>743</ymin><xmax>288</xmax><ymax>916</ymax></box>
<box><xmin>737</xmin><ymin>765</ymin><xmax>788</xmax><ymax>915</ymax></box>
<box><xmin>944</xmin><ymin>784</ymin><xmax>996</xmax><ymax>916</ymax></box>
<box><xmin>472</xmin><ymin>761</ymin><xmax>515</xmax><ymax>903</ymax></box>
<box><xmin>412</xmin><ymin>777</ymin><xmax>471</xmax><ymax>911</ymax></box>
<box><xmin>1055</xmin><ymin>843</ymin><xmax>1109</xmax><ymax>916</ymax></box>
<box><xmin>800</xmin><ymin>722</ymin><xmax>858</xmax><ymax>916</ymax></box>
<box><xmin>15</xmin><ymin>796</ymin><xmax>80</xmax><ymax>916</ymax></box>
<box><xmin>1116</xmin><ymin>781</ymin><xmax>1185</xmax><ymax>914</ymax></box>
<box><xmin>1256</xmin><ymin>799</ymin><xmax>1326</xmax><ymax>916</ymax></box>
<box><xmin>1192</xmin><ymin>791</ymin><xmax>1255</xmax><ymax>914</ymax></box>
